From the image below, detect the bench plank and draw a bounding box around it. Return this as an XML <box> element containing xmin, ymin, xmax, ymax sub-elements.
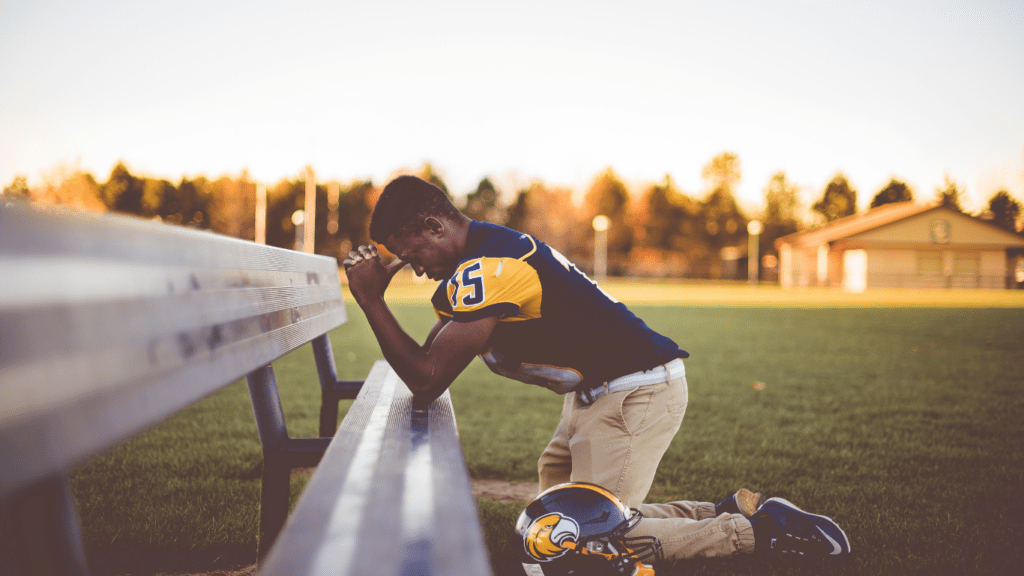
<box><xmin>260</xmin><ymin>360</ymin><xmax>493</xmax><ymax>576</ymax></box>
<box><xmin>0</xmin><ymin>203</ymin><xmax>346</xmax><ymax>500</ymax></box>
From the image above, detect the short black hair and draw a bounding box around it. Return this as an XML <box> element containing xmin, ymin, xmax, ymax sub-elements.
<box><xmin>369</xmin><ymin>175</ymin><xmax>462</xmax><ymax>243</ymax></box>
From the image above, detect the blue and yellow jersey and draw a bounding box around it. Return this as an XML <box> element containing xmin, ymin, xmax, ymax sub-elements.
<box><xmin>431</xmin><ymin>221</ymin><xmax>688</xmax><ymax>394</ymax></box>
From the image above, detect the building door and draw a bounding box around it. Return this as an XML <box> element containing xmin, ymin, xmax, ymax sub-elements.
<box><xmin>843</xmin><ymin>249</ymin><xmax>867</xmax><ymax>293</ymax></box>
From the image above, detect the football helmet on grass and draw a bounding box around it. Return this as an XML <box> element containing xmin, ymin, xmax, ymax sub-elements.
<box><xmin>516</xmin><ymin>482</ymin><xmax>662</xmax><ymax>576</ymax></box>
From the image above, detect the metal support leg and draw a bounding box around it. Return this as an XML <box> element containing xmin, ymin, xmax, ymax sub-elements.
<box><xmin>246</xmin><ymin>348</ymin><xmax>364</xmax><ymax>562</ymax></box>
<box><xmin>246</xmin><ymin>364</ymin><xmax>337</xmax><ymax>561</ymax></box>
<box><xmin>311</xmin><ymin>334</ymin><xmax>362</xmax><ymax>437</ymax></box>
<box><xmin>256</xmin><ymin>452</ymin><xmax>291</xmax><ymax>562</ymax></box>
<box><xmin>246</xmin><ymin>366</ymin><xmax>290</xmax><ymax>562</ymax></box>
<box><xmin>7</xmin><ymin>474</ymin><xmax>89</xmax><ymax>576</ymax></box>
<box><xmin>311</xmin><ymin>335</ymin><xmax>340</xmax><ymax>437</ymax></box>
<box><xmin>318</xmin><ymin>380</ymin><xmax>363</xmax><ymax>437</ymax></box>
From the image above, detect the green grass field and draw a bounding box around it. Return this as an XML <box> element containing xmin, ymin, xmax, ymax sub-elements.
<box><xmin>2</xmin><ymin>285</ymin><xmax>1023</xmax><ymax>575</ymax></box>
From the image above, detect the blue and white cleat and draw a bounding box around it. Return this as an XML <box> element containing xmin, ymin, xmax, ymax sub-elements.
<box><xmin>752</xmin><ymin>497</ymin><xmax>851</xmax><ymax>559</ymax></box>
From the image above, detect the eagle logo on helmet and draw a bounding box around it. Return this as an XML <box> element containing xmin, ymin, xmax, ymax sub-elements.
<box><xmin>524</xmin><ymin>513</ymin><xmax>580</xmax><ymax>561</ymax></box>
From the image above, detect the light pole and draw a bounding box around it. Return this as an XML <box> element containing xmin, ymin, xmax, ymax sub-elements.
<box><xmin>255</xmin><ymin>182</ymin><xmax>266</xmax><ymax>245</ymax></box>
<box><xmin>327</xmin><ymin>181</ymin><xmax>340</xmax><ymax>235</ymax></box>
<box><xmin>303</xmin><ymin>167</ymin><xmax>316</xmax><ymax>254</ymax></box>
<box><xmin>747</xmin><ymin>219</ymin><xmax>762</xmax><ymax>286</ymax></box>
<box><xmin>592</xmin><ymin>215</ymin><xmax>610</xmax><ymax>284</ymax></box>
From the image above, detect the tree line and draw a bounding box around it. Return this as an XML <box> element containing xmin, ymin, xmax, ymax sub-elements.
<box><xmin>4</xmin><ymin>154</ymin><xmax>1022</xmax><ymax>279</ymax></box>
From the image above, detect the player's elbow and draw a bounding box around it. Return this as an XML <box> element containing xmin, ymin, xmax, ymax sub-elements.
<box><xmin>404</xmin><ymin>367</ymin><xmax>453</xmax><ymax>403</ymax></box>
<box><xmin>402</xmin><ymin>380</ymin><xmax>447</xmax><ymax>406</ymax></box>
<box><xmin>395</xmin><ymin>367</ymin><xmax>435</xmax><ymax>395</ymax></box>
<box><xmin>410</xmin><ymin>386</ymin><xmax>444</xmax><ymax>405</ymax></box>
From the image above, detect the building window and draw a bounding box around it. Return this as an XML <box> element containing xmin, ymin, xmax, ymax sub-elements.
<box><xmin>918</xmin><ymin>252</ymin><xmax>942</xmax><ymax>275</ymax></box>
<box><xmin>954</xmin><ymin>253</ymin><xmax>979</xmax><ymax>276</ymax></box>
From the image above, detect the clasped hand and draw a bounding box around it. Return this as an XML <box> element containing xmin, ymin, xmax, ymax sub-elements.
<box><xmin>342</xmin><ymin>244</ymin><xmax>408</xmax><ymax>305</ymax></box>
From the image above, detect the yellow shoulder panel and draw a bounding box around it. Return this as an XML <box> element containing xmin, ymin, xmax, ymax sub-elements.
<box><xmin>449</xmin><ymin>257</ymin><xmax>541</xmax><ymax>319</ymax></box>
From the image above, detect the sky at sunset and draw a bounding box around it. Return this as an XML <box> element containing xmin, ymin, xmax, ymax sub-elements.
<box><xmin>2</xmin><ymin>0</ymin><xmax>1022</xmax><ymax>213</ymax></box>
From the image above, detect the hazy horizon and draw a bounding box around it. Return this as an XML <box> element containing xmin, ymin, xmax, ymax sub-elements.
<box><xmin>2</xmin><ymin>0</ymin><xmax>1022</xmax><ymax>213</ymax></box>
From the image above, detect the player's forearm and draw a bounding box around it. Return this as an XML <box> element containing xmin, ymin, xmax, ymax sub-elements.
<box><xmin>358</xmin><ymin>297</ymin><xmax>451</xmax><ymax>400</ymax></box>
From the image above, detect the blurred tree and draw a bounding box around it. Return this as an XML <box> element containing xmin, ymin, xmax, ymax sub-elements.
<box><xmin>700</xmin><ymin>152</ymin><xmax>746</xmax><ymax>254</ymax></box>
<box><xmin>761</xmin><ymin>171</ymin><xmax>802</xmax><ymax>255</ymax></box>
<box><xmin>207</xmin><ymin>173</ymin><xmax>255</xmax><ymax>238</ymax></box>
<box><xmin>701</xmin><ymin>189</ymin><xmax>746</xmax><ymax>248</ymax></box>
<box><xmin>985</xmin><ymin>190</ymin><xmax>1022</xmax><ymax>234</ymax></box>
<box><xmin>870</xmin><ymin>178</ymin><xmax>914</xmax><ymax>208</ymax></box>
<box><xmin>3</xmin><ymin>175</ymin><xmax>30</xmax><ymax>198</ymax></box>
<box><xmin>935</xmin><ymin>173</ymin><xmax>964</xmax><ymax>212</ymax></box>
<box><xmin>167</xmin><ymin>177</ymin><xmax>212</xmax><ymax>227</ymax></box>
<box><xmin>504</xmin><ymin>189</ymin><xmax>529</xmax><ymax>232</ymax></box>
<box><xmin>141</xmin><ymin>178</ymin><xmax>174</xmax><ymax>218</ymax></box>
<box><xmin>701</xmin><ymin>151</ymin><xmax>741</xmax><ymax>195</ymax></box>
<box><xmin>504</xmin><ymin>182</ymin><xmax>582</xmax><ymax>258</ymax></box>
<box><xmin>813</xmin><ymin>173</ymin><xmax>857</xmax><ymax>223</ymax></box>
<box><xmin>31</xmin><ymin>167</ymin><xmax>106</xmax><ymax>211</ymax></box>
<box><xmin>101</xmin><ymin>162</ymin><xmax>146</xmax><ymax>214</ymax></box>
<box><xmin>262</xmin><ymin>173</ymin><xmax>374</xmax><ymax>256</ymax></box>
<box><xmin>583</xmin><ymin>168</ymin><xmax>634</xmax><ymax>266</ymax></box>
<box><xmin>631</xmin><ymin>175</ymin><xmax>703</xmax><ymax>277</ymax></box>
<box><xmin>265</xmin><ymin>177</ymin><xmax>305</xmax><ymax>249</ymax></box>
<box><xmin>333</xmin><ymin>180</ymin><xmax>374</xmax><ymax>254</ymax></box>
<box><xmin>419</xmin><ymin>164</ymin><xmax>450</xmax><ymax>197</ymax></box>
<box><xmin>463</xmin><ymin>177</ymin><xmax>504</xmax><ymax>223</ymax></box>
<box><xmin>638</xmin><ymin>175</ymin><xmax>700</xmax><ymax>253</ymax></box>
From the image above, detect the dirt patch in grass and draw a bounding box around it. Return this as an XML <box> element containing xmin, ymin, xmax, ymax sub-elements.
<box><xmin>472</xmin><ymin>478</ymin><xmax>539</xmax><ymax>504</ymax></box>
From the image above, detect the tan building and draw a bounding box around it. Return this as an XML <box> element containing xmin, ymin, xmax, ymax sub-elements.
<box><xmin>775</xmin><ymin>202</ymin><xmax>1024</xmax><ymax>292</ymax></box>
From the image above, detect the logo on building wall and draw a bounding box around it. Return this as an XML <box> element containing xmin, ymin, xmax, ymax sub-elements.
<box><xmin>930</xmin><ymin>220</ymin><xmax>951</xmax><ymax>244</ymax></box>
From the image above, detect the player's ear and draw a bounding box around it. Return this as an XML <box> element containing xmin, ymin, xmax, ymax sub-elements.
<box><xmin>423</xmin><ymin>217</ymin><xmax>445</xmax><ymax>238</ymax></box>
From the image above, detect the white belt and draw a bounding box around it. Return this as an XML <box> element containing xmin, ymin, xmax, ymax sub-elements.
<box><xmin>576</xmin><ymin>358</ymin><xmax>685</xmax><ymax>405</ymax></box>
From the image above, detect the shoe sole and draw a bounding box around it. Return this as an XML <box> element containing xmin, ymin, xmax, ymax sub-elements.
<box><xmin>736</xmin><ymin>488</ymin><xmax>764</xmax><ymax>517</ymax></box>
<box><xmin>763</xmin><ymin>497</ymin><xmax>852</xmax><ymax>555</ymax></box>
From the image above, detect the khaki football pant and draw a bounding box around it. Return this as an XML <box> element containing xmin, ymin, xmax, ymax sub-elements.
<box><xmin>537</xmin><ymin>360</ymin><xmax>755</xmax><ymax>559</ymax></box>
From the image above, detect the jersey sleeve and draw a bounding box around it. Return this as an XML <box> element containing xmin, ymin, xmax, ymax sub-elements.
<box><xmin>431</xmin><ymin>280</ymin><xmax>454</xmax><ymax>320</ymax></box>
<box><xmin>445</xmin><ymin>257</ymin><xmax>541</xmax><ymax>322</ymax></box>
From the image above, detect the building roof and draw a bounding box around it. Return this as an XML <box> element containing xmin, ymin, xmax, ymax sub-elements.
<box><xmin>775</xmin><ymin>202</ymin><xmax>1024</xmax><ymax>249</ymax></box>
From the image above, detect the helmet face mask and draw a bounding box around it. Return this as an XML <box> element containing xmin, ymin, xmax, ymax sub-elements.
<box><xmin>516</xmin><ymin>482</ymin><xmax>663</xmax><ymax>576</ymax></box>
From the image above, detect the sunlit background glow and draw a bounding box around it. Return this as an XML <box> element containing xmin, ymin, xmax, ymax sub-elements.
<box><xmin>2</xmin><ymin>0</ymin><xmax>1022</xmax><ymax>212</ymax></box>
